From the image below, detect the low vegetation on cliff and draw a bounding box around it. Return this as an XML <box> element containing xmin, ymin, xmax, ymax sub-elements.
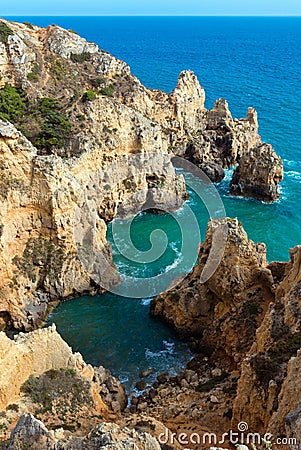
<box><xmin>0</xmin><ymin>21</ymin><xmax>13</xmax><ymax>44</ymax></box>
<box><xmin>21</xmin><ymin>369</ymin><xmax>95</xmax><ymax>430</ymax></box>
<box><xmin>0</xmin><ymin>84</ymin><xmax>26</xmax><ymax>123</ymax></box>
<box><xmin>0</xmin><ymin>84</ymin><xmax>72</xmax><ymax>151</ymax></box>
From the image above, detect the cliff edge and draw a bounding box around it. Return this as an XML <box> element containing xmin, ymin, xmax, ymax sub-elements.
<box><xmin>150</xmin><ymin>219</ymin><xmax>301</xmax><ymax>448</ymax></box>
<box><xmin>0</xmin><ymin>19</ymin><xmax>283</xmax><ymax>331</ymax></box>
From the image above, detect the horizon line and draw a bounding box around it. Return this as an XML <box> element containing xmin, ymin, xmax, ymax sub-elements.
<box><xmin>3</xmin><ymin>14</ymin><xmax>301</xmax><ymax>18</ymax></box>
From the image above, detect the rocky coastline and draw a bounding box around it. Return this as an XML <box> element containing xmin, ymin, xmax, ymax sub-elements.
<box><xmin>0</xmin><ymin>18</ymin><xmax>297</xmax><ymax>450</ymax></box>
<box><xmin>0</xmin><ymin>18</ymin><xmax>283</xmax><ymax>332</ymax></box>
<box><xmin>1</xmin><ymin>220</ymin><xmax>301</xmax><ymax>449</ymax></box>
<box><xmin>150</xmin><ymin>218</ymin><xmax>301</xmax><ymax>447</ymax></box>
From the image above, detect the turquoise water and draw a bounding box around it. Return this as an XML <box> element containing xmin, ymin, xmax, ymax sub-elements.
<box><xmin>48</xmin><ymin>295</ymin><xmax>191</xmax><ymax>391</ymax></box>
<box><xmin>26</xmin><ymin>16</ymin><xmax>301</xmax><ymax>387</ymax></box>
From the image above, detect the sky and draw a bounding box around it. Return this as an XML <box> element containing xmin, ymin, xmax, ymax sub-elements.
<box><xmin>1</xmin><ymin>0</ymin><xmax>301</xmax><ymax>16</ymax></box>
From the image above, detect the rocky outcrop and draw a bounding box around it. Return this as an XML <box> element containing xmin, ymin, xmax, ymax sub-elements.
<box><xmin>151</xmin><ymin>218</ymin><xmax>274</xmax><ymax>365</ymax></box>
<box><xmin>177</xmin><ymin>100</ymin><xmax>267</xmax><ymax>182</ymax></box>
<box><xmin>0</xmin><ymin>118</ymin><xmax>186</xmax><ymax>331</ymax></box>
<box><xmin>0</xmin><ymin>325</ymin><xmax>180</xmax><ymax>447</ymax></box>
<box><xmin>94</xmin><ymin>366</ymin><xmax>127</xmax><ymax>414</ymax></box>
<box><xmin>0</xmin><ymin>19</ymin><xmax>283</xmax><ymax>330</ymax></box>
<box><xmin>0</xmin><ymin>325</ymin><xmax>92</xmax><ymax>411</ymax></box>
<box><xmin>230</xmin><ymin>143</ymin><xmax>284</xmax><ymax>201</ymax></box>
<box><xmin>128</xmin><ymin>361</ymin><xmax>237</xmax><ymax>448</ymax></box>
<box><xmin>0</xmin><ymin>16</ymin><xmax>291</xmax><ymax>450</ymax></box>
<box><xmin>204</xmin><ymin>101</ymin><xmax>261</xmax><ymax>167</ymax></box>
<box><xmin>0</xmin><ymin>325</ymin><xmax>128</xmax><ymax>441</ymax></box>
<box><xmin>8</xmin><ymin>414</ymin><xmax>163</xmax><ymax>450</ymax></box>
<box><xmin>0</xmin><ymin>20</ymin><xmax>129</xmax><ymax>90</ymax></box>
<box><xmin>151</xmin><ymin>219</ymin><xmax>301</xmax><ymax>448</ymax></box>
<box><xmin>1</xmin><ymin>222</ymin><xmax>299</xmax><ymax>448</ymax></box>
<box><xmin>232</xmin><ymin>245</ymin><xmax>301</xmax><ymax>440</ymax></box>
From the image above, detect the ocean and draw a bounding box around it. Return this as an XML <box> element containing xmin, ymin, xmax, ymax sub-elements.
<box><xmin>7</xmin><ymin>16</ymin><xmax>300</xmax><ymax>389</ymax></box>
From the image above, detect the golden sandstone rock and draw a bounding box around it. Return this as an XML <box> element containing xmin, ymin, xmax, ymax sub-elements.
<box><xmin>0</xmin><ymin>19</ymin><xmax>283</xmax><ymax>332</ymax></box>
<box><xmin>0</xmin><ymin>18</ymin><xmax>291</xmax><ymax>449</ymax></box>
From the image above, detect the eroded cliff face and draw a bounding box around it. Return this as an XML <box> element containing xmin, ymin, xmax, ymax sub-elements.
<box><xmin>232</xmin><ymin>245</ymin><xmax>301</xmax><ymax>444</ymax></box>
<box><xmin>151</xmin><ymin>218</ymin><xmax>274</xmax><ymax>365</ymax></box>
<box><xmin>0</xmin><ymin>19</ymin><xmax>188</xmax><ymax>331</ymax></box>
<box><xmin>151</xmin><ymin>219</ymin><xmax>301</xmax><ymax>448</ymax></box>
<box><xmin>0</xmin><ymin>17</ymin><xmax>292</xmax><ymax>450</ymax></box>
<box><xmin>230</xmin><ymin>143</ymin><xmax>284</xmax><ymax>202</ymax></box>
<box><xmin>0</xmin><ymin>19</ymin><xmax>283</xmax><ymax>331</ymax></box>
<box><xmin>0</xmin><ymin>325</ymin><xmax>130</xmax><ymax>441</ymax></box>
<box><xmin>0</xmin><ymin>325</ymin><xmax>181</xmax><ymax>449</ymax></box>
<box><xmin>0</xmin><ymin>120</ymin><xmax>187</xmax><ymax>331</ymax></box>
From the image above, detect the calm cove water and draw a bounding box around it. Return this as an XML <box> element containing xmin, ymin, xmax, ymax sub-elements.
<box><xmin>7</xmin><ymin>17</ymin><xmax>300</xmax><ymax>389</ymax></box>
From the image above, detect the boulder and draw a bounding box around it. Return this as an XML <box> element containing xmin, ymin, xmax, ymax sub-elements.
<box><xmin>230</xmin><ymin>143</ymin><xmax>283</xmax><ymax>202</ymax></box>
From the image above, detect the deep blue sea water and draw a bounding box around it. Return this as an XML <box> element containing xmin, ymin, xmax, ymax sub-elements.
<box><xmin>8</xmin><ymin>17</ymin><xmax>300</xmax><ymax>389</ymax></box>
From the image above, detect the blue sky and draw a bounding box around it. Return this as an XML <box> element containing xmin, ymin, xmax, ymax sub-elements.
<box><xmin>2</xmin><ymin>0</ymin><xmax>301</xmax><ymax>16</ymax></box>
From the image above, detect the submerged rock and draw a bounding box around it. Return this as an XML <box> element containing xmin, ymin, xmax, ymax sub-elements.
<box><xmin>135</xmin><ymin>380</ymin><xmax>147</xmax><ymax>391</ymax></box>
<box><xmin>139</xmin><ymin>368</ymin><xmax>155</xmax><ymax>378</ymax></box>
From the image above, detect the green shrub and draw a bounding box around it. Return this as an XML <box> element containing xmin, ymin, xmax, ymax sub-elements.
<box><xmin>6</xmin><ymin>403</ymin><xmax>19</xmax><ymax>412</ymax></box>
<box><xmin>82</xmin><ymin>90</ymin><xmax>97</xmax><ymax>102</ymax></box>
<box><xmin>27</xmin><ymin>72</ymin><xmax>38</xmax><ymax>82</ymax></box>
<box><xmin>34</xmin><ymin>98</ymin><xmax>72</xmax><ymax>150</ymax></box>
<box><xmin>0</xmin><ymin>21</ymin><xmax>13</xmax><ymax>44</ymax></box>
<box><xmin>0</xmin><ymin>177</ymin><xmax>26</xmax><ymax>201</ymax></box>
<box><xmin>21</xmin><ymin>368</ymin><xmax>93</xmax><ymax>417</ymax></box>
<box><xmin>0</xmin><ymin>84</ymin><xmax>26</xmax><ymax>123</ymax></box>
<box><xmin>50</xmin><ymin>57</ymin><xmax>66</xmax><ymax>81</ymax></box>
<box><xmin>68</xmin><ymin>29</ymin><xmax>79</xmax><ymax>35</ymax></box>
<box><xmin>70</xmin><ymin>52</ymin><xmax>91</xmax><ymax>63</ymax></box>
<box><xmin>100</xmin><ymin>85</ymin><xmax>114</xmax><ymax>98</ymax></box>
<box><xmin>91</xmin><ymin>76</ymin><xmax>105</xmax><ymax>88</ymax></box>
<box><xmin>27</xmin><ymin>62</ymin><xmax>40</xmax><ymax>82</ymax></box>
<box><xmin>23</xmin><ymin>22</ymin><xmax>34</xmax><ymax>30</ymax></box>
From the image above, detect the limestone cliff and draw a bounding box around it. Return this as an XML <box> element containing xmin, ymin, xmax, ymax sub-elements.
<box><xmin>0</xmin><ymin>119</ymin><xmax>185</xmax><ymax>331</ymax></box>
<box><xmin>0</xmin><ymin>325</ymin><xmax>180</xmax><ymax>448</ymax></box>
<box><xmin>151</xmin><ymin>219</ymin><xmax>301</xmax><ymax>448</ymax></box>
<box><xmin>151</xmin><ymin>218</ymin><xmax>274</xmax><ymax>364</ymax></box>
<box><xmin>7</xmin><ymin>414</ymin><xmax>169</xmax><ymax>450</ymax></box>
<box><xmin>230</xmin><ymin>143</ymin><xmax>284</xmax><ymax>202</ymax></box>
<box><xmin>0</xmin><ymin>19</ymin><xmax>283</xmax><ymax>331</ymax></box>
<box><xmin>0</xmin><ymin>324</ymin><xmax>91</xmax><ymax>411</ymax></box>
<box><xmin>0</xmin><ymin>325</ymin><xmax>129</xmax><ymax>441</ymax></box>
<box><xmin>232</xmin><ymin>245</ymin><xmax>301</xmax><ymax>444</ymax></box>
